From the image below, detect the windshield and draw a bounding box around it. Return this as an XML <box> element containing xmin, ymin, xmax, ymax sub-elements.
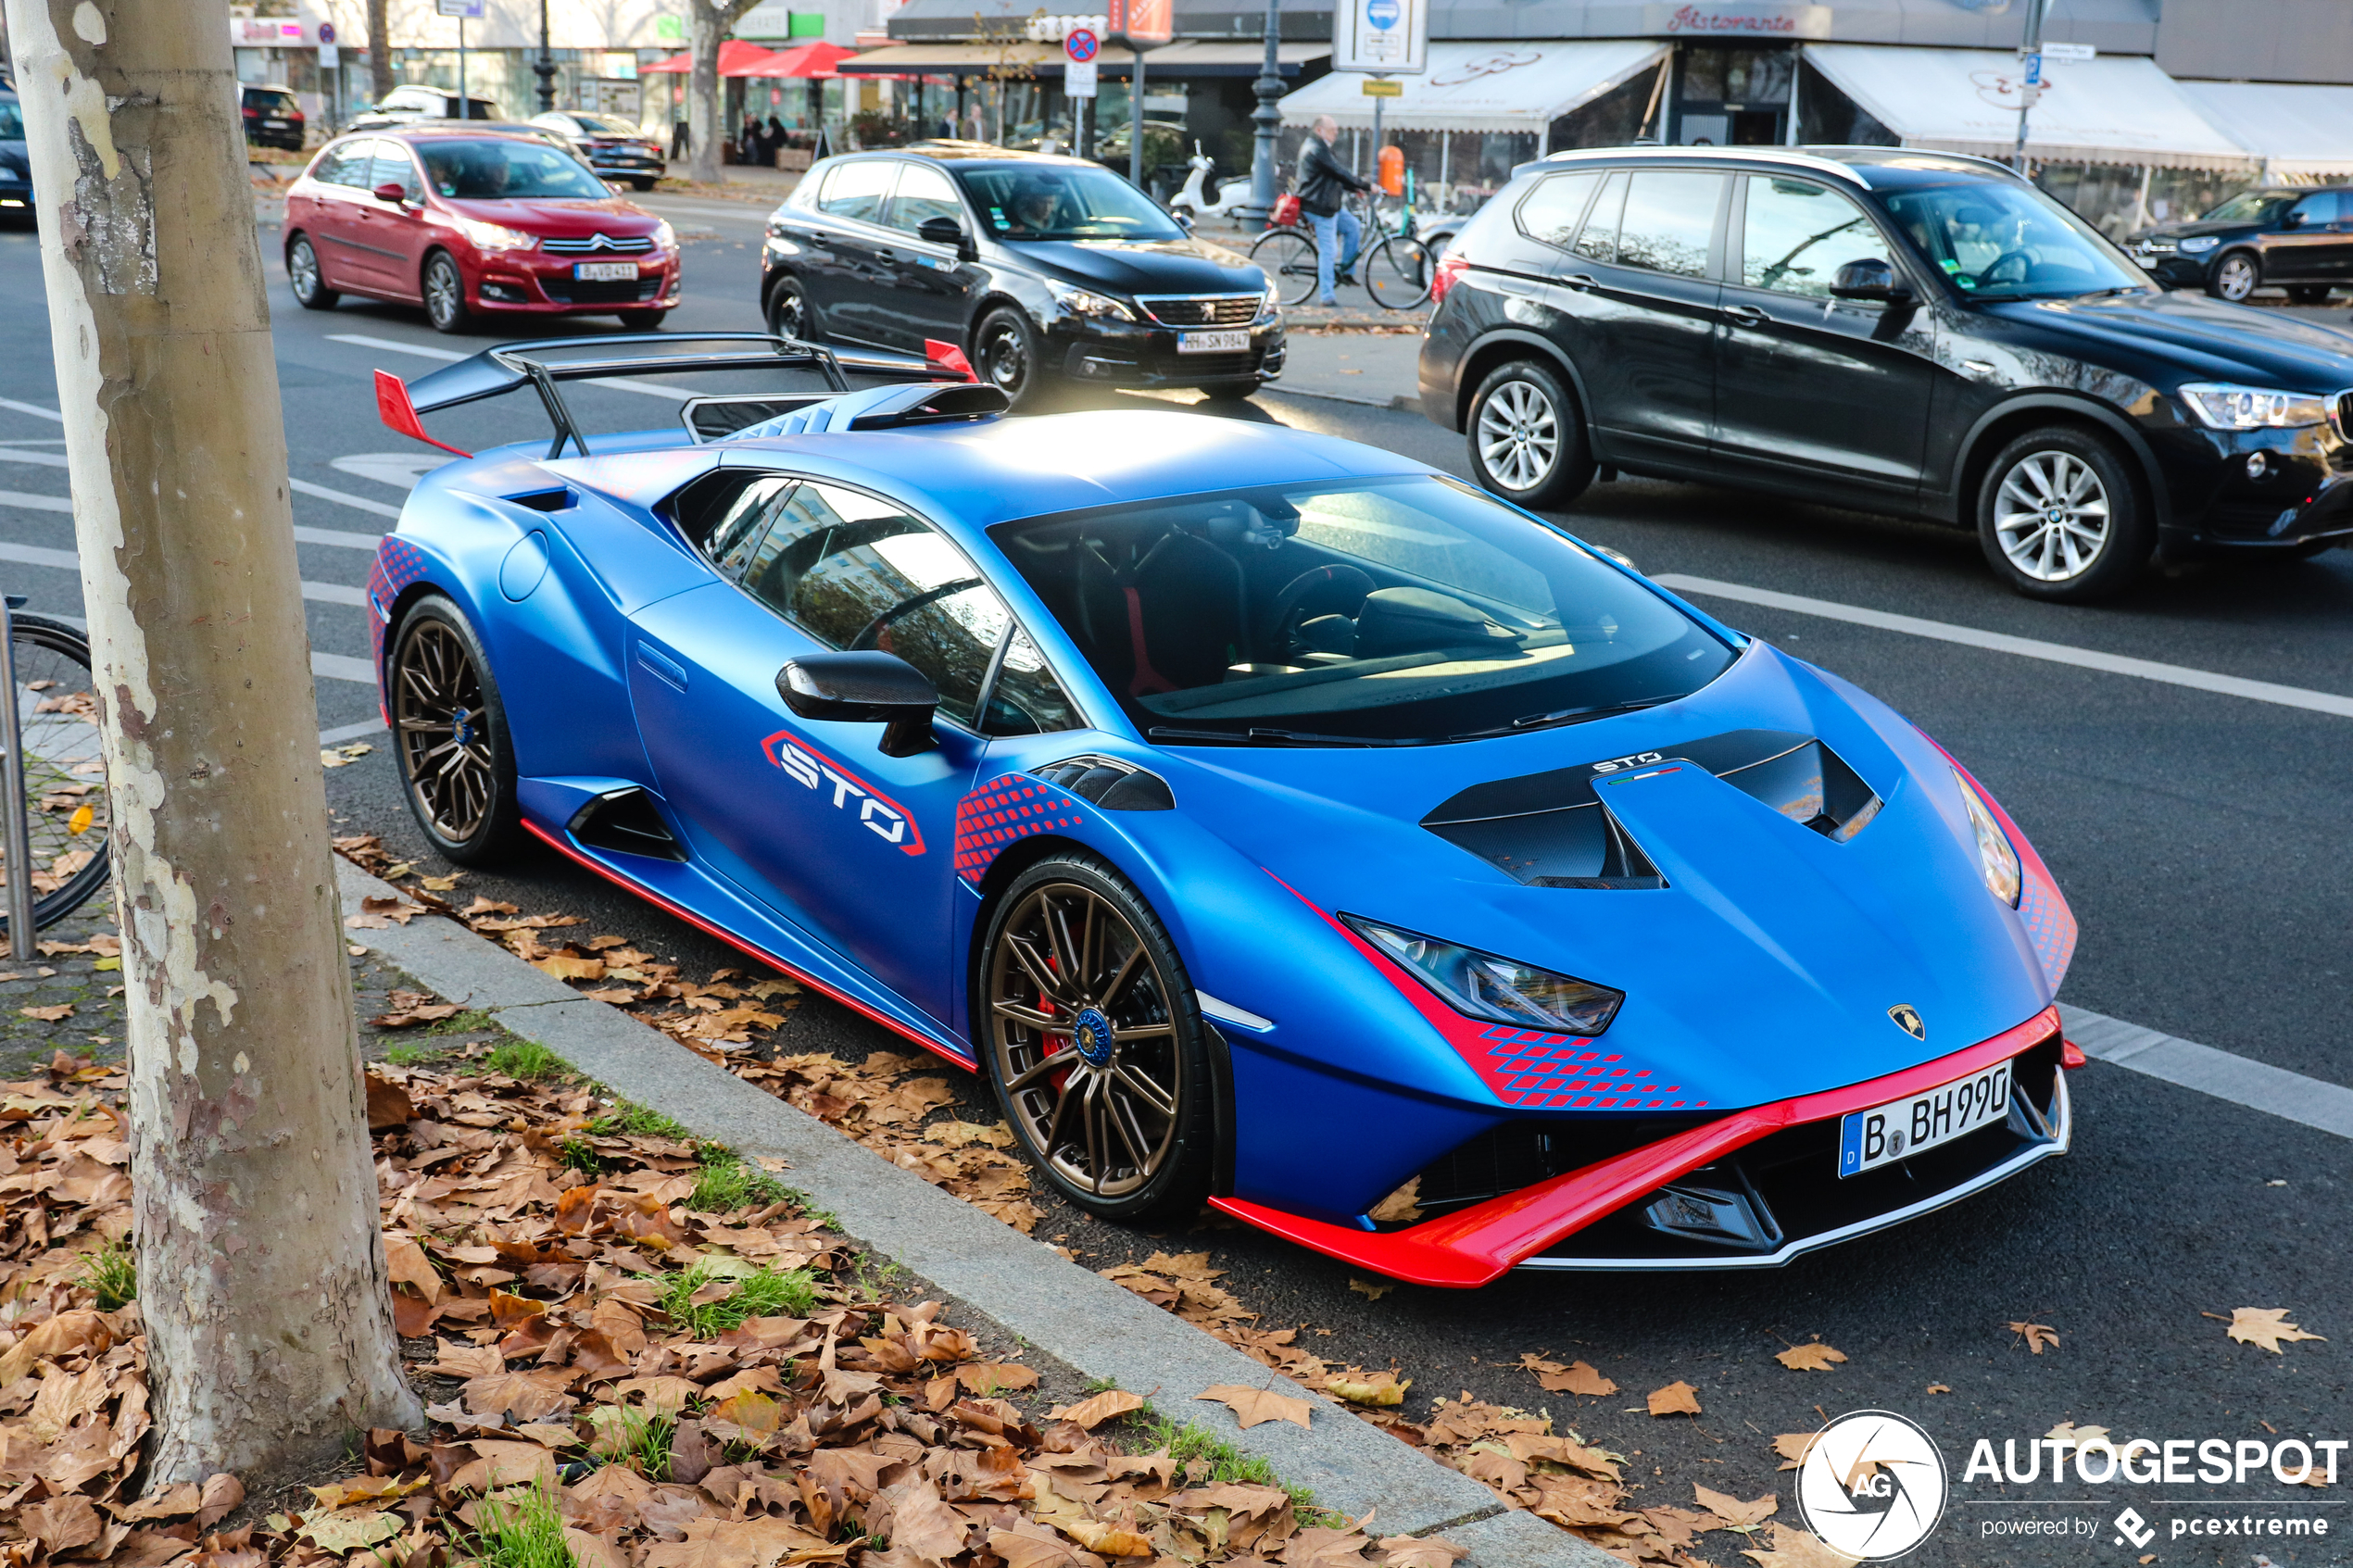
<box><xmin>2200</xmin><ymin>190</ymin><xmax>2296</xmax><ymax>224</ymax></box>
<box><xmin>988</xmin><ymin>476</ymin><xmax>1735</xmax><ymax>746</ymax></box>
<box><xmin>0</xmin><ymin>99</ymin><xmax>20</xmax><ymax>140</ymax></box>
<box><xmin>1881</xmin><ymin>180</ymin><xmax>2145</xmax><ymax>300</ymax></box>
<box><xmin>572</xmin><ymin>114</ymin><xmax>641</xmax><ymax>136</ymax></box>
<box><xmin>955</xmin><ymin>165</ymin><xmax>1182</xmax><ymax>242</ymax></box>
<box><xmin>419</xmin><ymin>139</ymin><xmax>607</xmax><ymax>200</ymax></box>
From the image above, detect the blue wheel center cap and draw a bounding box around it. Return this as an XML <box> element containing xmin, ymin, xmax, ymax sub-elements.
<box><xmin>452</xmin><ymin>706</ymin><xmax>475</xmax><ymax>746</ymax></box>
<box><xmin>1071</xmin><ymin>1007</ymin><xmax>1114</xmax><ymax>1068</ymax></box>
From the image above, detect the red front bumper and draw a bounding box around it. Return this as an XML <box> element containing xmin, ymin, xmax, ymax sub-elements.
<box><xmin>1212</xmin><ymin>1005</ymin><xmax>2066</xmax><ymax>1287</ymax></box>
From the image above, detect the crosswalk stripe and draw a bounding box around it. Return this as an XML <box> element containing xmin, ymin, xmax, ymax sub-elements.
<box><xmin>0</xmin><ymin>538</ymin><xmax>364</xmax><ymax>605</ymax></box>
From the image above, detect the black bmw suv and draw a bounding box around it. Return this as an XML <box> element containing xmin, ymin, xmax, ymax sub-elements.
<box><xmin>761</xmin><ymin>146</ymin><xmax>1282</xmax><ymax>408</ymax></box>
<box><xmin>1421</xmin><ymin>145</ymin><xmax>2353</xmax><ymax>601</ymax></box>
<box><xmin>2127</xmin><ymin>186</ymin><xmax>2353</xmax><ymax>304</ymax></box>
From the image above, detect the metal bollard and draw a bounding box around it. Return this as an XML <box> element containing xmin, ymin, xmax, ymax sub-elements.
<box><xmin>0</xmin><ymin>595</ymin><xmax>35</xmax><ymax>960</ymax></box>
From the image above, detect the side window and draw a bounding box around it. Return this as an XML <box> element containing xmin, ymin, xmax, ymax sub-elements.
<box><xmin>2292</xmin><ymin>192</ymin><xmax>2340</xmax><ymax>226</ymax></box>
<box><xmin>887</xmin><ymin>163</ymin><xmax>963</xmax><ymax>234</ymax></box>
<box><xmin>1571</xmin><ymin>170</ymin><xmax>1627</xmax><ymax>264</ymax></box>
<box><xmin>1739</xmin><ymin>177</ymin><xmax>1887</xmax><ymax>297</ymax></box>
<box><xmin>313</xmin><ymin>143</ymin><xmax>368</xmax><ymax>187</ymax></box>
<box><xmin>1515</xmin><ymin>171</ymin><xmax>1600</xmax><ymax>250</ymax></box>
<box><xmin>818</xmin><ymin>159</ymin><xmax>897</xmax><ymax>224</ymax></box>
<box><xmin>1616</xmin><ymin>171</ymin><xmax>1724</xmax><ymax>279</ymax></box>
<box><xmin>369</xmin><ymin>145</ymin><xmax>420</xmax><ymax>201</ymax></box>
<box><xmin>742</xmin><ymin>483</ymin><xmax>1009</xmax><ymax>728</ymax></box>
<box><xmin>982</xmin><ymin>628</ymin><xmax>1079</xmax><ymax>736</ymax></box>
<box><xmin>704</xmin><ymin>476</ymin><xmax>797</xmax><ymax>579</ymax></box>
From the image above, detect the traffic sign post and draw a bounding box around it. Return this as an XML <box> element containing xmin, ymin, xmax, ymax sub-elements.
<box><xmin>437</xmin><ymin>0</ymin><xmax>487</xmax><ymax>117</ymax></box>
<box><xmin>1334</xmin><ymin>0</ymin><xmax>1425</xmax><ymax>76</ymax></box>
<box><xmin>1064</xmin><ymin>29</ymin><xmax>1098</xmax><ymax>160</ymax></box>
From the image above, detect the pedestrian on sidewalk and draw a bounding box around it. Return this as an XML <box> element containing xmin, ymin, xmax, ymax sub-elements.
<box><xmin>1299</xmin><ymin>115</ymin><xmax>1369</xmax><ymax>307</ymax></box>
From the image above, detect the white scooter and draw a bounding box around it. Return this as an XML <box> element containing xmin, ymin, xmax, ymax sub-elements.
<box><xmin>1169</xmin><ymin>143</ymin><xmax>1253</xmax><ymax>220</ymax></box>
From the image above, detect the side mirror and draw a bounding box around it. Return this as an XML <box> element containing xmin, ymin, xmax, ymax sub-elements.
<box><xmin>1829</xmin><ymin>257</ymin><xmax>1913</xmax><ymax>303</ymax></box>
<box><xmin>1171</xmin><ymin>209</ymin><xmax>1195</xmax><ymax>232</ymax></box>
<box><xmin>917</xmin><ymin>215</ymin><xmax>970</xmax><ymax>252</ymax></box>
<box><xmin>775</xmin><ymin>651</ymin><xmax>938</xmax><ymax>757</ymax></box>
<box><xmin>372</xmin><ymin>182</ymin><xmax>410</xmax><ymax>205</ymax></box>
<box><xmin>2283</xmin><ymin>209</ymin><xmax>2309</xmax><ymax>230</ymax></box>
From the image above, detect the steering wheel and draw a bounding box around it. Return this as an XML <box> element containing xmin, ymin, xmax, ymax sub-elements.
<box><xmin>1981</xmin><ymin>248</ymin><xmax>2034</xmax><ymax>288</ymax></box>
<box><xmin>1261</xmin><ymin>565</ymin><xmax>1376</xmax><ymax>659</ymax></box>
<box><xmin>848</xmin><ymin>578</ymin><xmax>984</xmax><ymax>653</ymax></box>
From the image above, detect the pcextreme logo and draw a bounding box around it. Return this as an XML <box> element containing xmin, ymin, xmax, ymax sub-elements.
<box><xmin>761</xmin><ymin>731</ymin><xmax>926</xmax><ymax>856</ymax></box>
<box><xmin>1794</xmin><ymin>1411</ymin><xmax>1948</xmax><ymax>1561</ymax></box>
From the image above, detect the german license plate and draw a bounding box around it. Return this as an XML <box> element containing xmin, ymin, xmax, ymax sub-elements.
<box><xmin>1837</xmin><ymin>1061</ymin><xmax>2011</xmax><ymax>1177</ymax></box>
<box><xmin>1177</xmin><ymin>329</ymin><xmax>1249</xmax><ymax>354</ymax></box>
<box><xmin>263</xmin><ymin>119</ymin><xmax>288</xmax><ymax>127</ymax></box>
<box><xmin>574</xmin><ymin>261</ymin><xmax>639</xmax><ymax>282</ymax></box>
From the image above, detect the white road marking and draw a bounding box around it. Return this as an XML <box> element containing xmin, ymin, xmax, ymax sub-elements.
<box><xmin>2064</xmin><ymin>1003</ymin><xmax>2353</xmax><ymax>1142</ymax></box>
<box><xmin>0</xmin><ymin>397</ymin><xmax>63</xmax><ymax>423</ymax></box>
<box><xmin>313</xmin><ymin>652</ymin><xmax>375</xmax><ymax>683</ymax></box>
<box><xmin>3</xmin><ymin>444</ymin><xmax>394</xmax><ymax>531</ymax></box>
<box><xmin>319</xmin><ymin>716</ymin><xmax>388</xmax><ymax>744</ymax></box>
<box><xmin>296</xmin><ymin>524</ymin><xmax>385</xmax><ymax>549</ymax></box>
<box><xmin>290</xmin><ymin>477</ymin><xmax>401</xmax><ymax>521</ymax></box>
<box><xmin>1656</xmin><ymin>573</ymin><xmax>2353</xmax><ymax>721</ymax></box>
<box><xmin>327</xmin><ymin>330</ymin><xmax>696</xmax><ymax>401</ymax></box>
<box><xmin>332</xmin><ymin>452</ymin><xmax>449</xmax><ymax>491</ymax></box>
<box><xmin>0</xmin><ymin>538</ymin><xmax>364</xmax><ymax>605</ymax></box>
<box><xmin>0</xmin><ymin>488</ymin><xmax>68</xmax><ymax>513</ymax></box>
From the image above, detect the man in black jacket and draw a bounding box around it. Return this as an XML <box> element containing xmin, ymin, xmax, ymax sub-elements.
<box><xmin>1299</xmin><ymin>115</ymin><xmax>1369</xmax><ymax>305</ymax></box>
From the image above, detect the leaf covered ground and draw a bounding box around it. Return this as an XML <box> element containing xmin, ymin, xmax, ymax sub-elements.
<box><xmin>0</xmin><ymin>1048</ymin><xmax>1467</xmax><ymax>1568</ymax></box>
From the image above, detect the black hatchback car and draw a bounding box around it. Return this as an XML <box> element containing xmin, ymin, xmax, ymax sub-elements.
<box><xmin>2127</xmin><ymin>186</ymin><xmax>2353</xmax><ymax>304</ymax></box>
<box><xmin>241</xmin><ymin>83</ymin><xmax>305</xmax><ymax>152</ymax></box>
<box><xmin>1421</xmin><ymin>145</ymin><xmax>2353</xmax><ymax>601</ymax></box>
<box><xmin>761</xmin><ymin>146</ymin><xmax>1282</xmax><ymax>407</ymax></box>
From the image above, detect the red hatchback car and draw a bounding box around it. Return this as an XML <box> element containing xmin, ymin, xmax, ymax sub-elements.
<box><xmin>283</xmin><ymin>127</ymin><xmax>681</xmax><ymax>332</ymax></box>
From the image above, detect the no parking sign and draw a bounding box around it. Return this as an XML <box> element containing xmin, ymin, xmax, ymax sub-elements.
<box><xmin>1064</xmin><ymin>28</ymin><xmax>1100</xmax><ymax>98</ymax></box>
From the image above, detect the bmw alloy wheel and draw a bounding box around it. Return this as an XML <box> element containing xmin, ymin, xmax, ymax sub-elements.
<box><xmin>988</xmin><ymin>879</ymin><xmax>1183</xmax><ymax>1201</ymax></box>
<box><xmin>1477</xmin><ymin>378</ymin><xmax>1561</xmax><ymax>493</ymax></box>
<box><xmin>1993</xmin><ymin>448</ymin><xmax>2111</xmax><ymax>582</ymax></box>
<box><xmin>2212</xmin><ymin>253</ymin><xmax>2258</xmax><ymax>302</ymax></box>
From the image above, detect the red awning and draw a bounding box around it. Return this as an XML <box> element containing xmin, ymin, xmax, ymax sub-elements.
<box><xmin>753</xmin><ymin>41</ymin><xmax>855</xmax><ymax>79</ymax></box>
<box><xmin>640</xmin><ymin>39</ymin><xmax>798</xmax><ymax>77</ymax></box>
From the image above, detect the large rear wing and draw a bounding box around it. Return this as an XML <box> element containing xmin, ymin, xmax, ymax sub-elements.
<box><xmin>372</xmin><ymin>332</ymin><xmax>980</xmax><ymax>458</ymax></box>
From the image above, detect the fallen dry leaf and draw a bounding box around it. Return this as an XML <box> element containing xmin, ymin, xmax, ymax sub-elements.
<box><xmin>1925</xmin><ymin>1384</ymin><xmax>1952</xmax><ymax>1395</ymax></box>
<box><xmin>1647</xmin><ymin>1381</ymin><xmax>1703</xmax><ymax>1417</ymax></box>
<box><xmin>1050</xmin><ymin>1387</ymin><xmax>1147</xmax><ymax>1429</ymax></box>
<box><xmin>1520</xmin><ymin>1354</ymin><xmax>1617</xmax><ymax>1397</ymax></box>
<box><xmin>1197</xmin><ymin>1385</ymin><xmax>1314</xmax><ymax>1430</ymax></box>
<box><xmin>1742</xmin><ymin>1523</ymin><xmax>1862</xmax><ymax>1567</ymax></box>
<box><xmin>1775</xmin><ymin>1341</ymin><xmax>1847</xmax><ymax>1372</ymax></box>
<box><xmin>2007</xmin><ymin>1320</ymin><xmax>2060</xmax><ymax>1354</ymax></box>
<box><xmin>19</xmin><ymin>1003</ymin><xmax>74</xmax><ymax>1022</ymax></box>
<box><xmin>2222</xmin><ymin>1308</ymin><xmax>2327</xmax><ymax>1353</ymax></box>
<box><xmin>1695</xmin><ymin>1485</ymin><xmax>1778</xmax><ymax>1527</ymax></box>
<box><xmin>1772</xmin><ymin>1432</ymin><xmax>1818</xmax><ymax>1471</ymax></box>
<box><xmin>1349</xmin><ymin>1276</ymin><xmax>1395</xmax><ymax>1301</ymax></box>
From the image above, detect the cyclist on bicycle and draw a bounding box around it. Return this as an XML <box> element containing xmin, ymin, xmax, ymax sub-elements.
<box><xmin>1299</xmin><ymin>115</ymin><xmax>1370</xmax><ymax>307</ymax></box>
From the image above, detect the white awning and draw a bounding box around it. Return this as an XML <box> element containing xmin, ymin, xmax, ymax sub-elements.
<box><xmin>1277</xmin><ymin>39</ymin><xmax>1667</xmax><ymax>134</ymax></box>
<box><xmin>1804</xmin><ymin>44</ymin><xmax>2252</xmax><ymax>171</ymax></box>
<box><xmin>2177</xmin><ymin>81</ymin><xmax>2353</xmax><ymax>178</ymax></box>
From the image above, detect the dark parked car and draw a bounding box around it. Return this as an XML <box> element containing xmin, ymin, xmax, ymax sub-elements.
<box><xmin>761</xmin><ymin>147</ymin><xmax>1283</xmax><ymax>406</ymax></box>
<box><xmin>530</xmin><ymin>111</ymin><xmax>665</xmax><ymax>192</ymax></box>
<box><xmin>241</xmin><ymin>83</ymin><xmax>305</xmax><ymax>151</ymax></box>
<box><xmin>0</xmin><ymin>89</ymin><xmax>30</xmax><ymax>220</ymax></box>
<box><xmin>2128</xmin><ymin>186</ymin><xmax>2353</xmax><ymax>303</ymax></box>
<box><xmin>1422</xmin><ymin>144</ymin><xmax>2353</xmax><ymax>602</ymax></box>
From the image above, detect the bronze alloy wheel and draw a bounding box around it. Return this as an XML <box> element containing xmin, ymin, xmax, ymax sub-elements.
<box><xmin>985</xmin><ymin>865</ymin><xmax>1206</xmax><ymax>1213</ymax></box>
<box><xmin>391</xmin><ymin>598</ymin><xmax>522</xmax><ymax>863</ymax></box>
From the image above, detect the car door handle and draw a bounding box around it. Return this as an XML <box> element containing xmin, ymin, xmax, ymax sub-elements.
<box><xmin>1561</xmin><ymin>273</ymin><xmax>1599</xmax><ymax>292</ymax></box>
<box><xmin>1721</xmin><ymin>304</ymin><xmax>1769</xmax><ymax>327</ymax></box>
<box><xmin>635</xmin><ymin>643</ymin><xmax>687</xmax><ymax>692</ymax></box>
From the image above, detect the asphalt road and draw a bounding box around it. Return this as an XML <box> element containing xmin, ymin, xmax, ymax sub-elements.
<box><xmin>0</xmin><ymin>196</ymin><xmax>2347</xmax><ymax>1566</ymax></box>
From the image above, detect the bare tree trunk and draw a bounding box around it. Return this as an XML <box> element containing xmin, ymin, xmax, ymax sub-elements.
<box><xmin>367</xmin><ymin>0</ymin><xmax>394</xmax><ymax>103</ymax></box>
<box><xmin>2</xmin><ymin>0</ymin><xmax>421</xmax><ymax>1486</ymax></box>
<box><xmin>687</xmin><ymin>0</ymin><xmax>762</xmax><ymax>184</ymax></box>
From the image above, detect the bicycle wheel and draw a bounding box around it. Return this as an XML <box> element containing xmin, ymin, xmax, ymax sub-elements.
<box><xmin>1</xmin><ymin>613</ymin><xmax>112</xmax><ymax>946</ymax></box>
<box><xmin>1251</xmin><ymin>227</ymin><xmax>1320</xmax><ymax>308</ymax></box>
<box><xmin>1365</xmin><ymin>233</ymin><xmax>1434</xmax><ymax>310</ymax></box>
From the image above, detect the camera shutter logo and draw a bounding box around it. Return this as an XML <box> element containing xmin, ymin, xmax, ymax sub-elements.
<box><xmin>1793</xmin><ymin>1411</ymin><xmax>1948</xmax><ymax>1561</ymax></box>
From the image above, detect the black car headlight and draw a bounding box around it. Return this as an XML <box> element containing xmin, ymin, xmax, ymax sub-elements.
<box><xmin>1342</xmin><ymin>915</ymin><xmax>1623</xmax><ymax>1035</ymax></box>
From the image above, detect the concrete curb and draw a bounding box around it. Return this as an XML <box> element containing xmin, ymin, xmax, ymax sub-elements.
<box><xmin>336</xmin><ymin>859</ymin><xmax>1616</xmax><ymax>1568</ymax></box>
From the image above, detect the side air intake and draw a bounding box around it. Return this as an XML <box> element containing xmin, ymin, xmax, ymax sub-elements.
<box><xmin>567</xmin><ymin>786</ymin><xmax>687</xmax><ymax>862</ymax></box>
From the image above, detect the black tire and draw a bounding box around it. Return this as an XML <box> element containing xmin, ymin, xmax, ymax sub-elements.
<box><xmin>0</xmin><ymin>613</ymin><xmax>113</xmax><ymax>942</ymax></box>
<box><xmin>975</xmin><ymin>305</ymin><xmax>1045</xmax><ymax>410</ymax></box>
<box><xmin>977</xmin><ymin>854</ymin><xmax>1215</xmax><ymax>1222</ymax></box>
<box><xmin>388</xmin><ymin>595</ymin><xmax>526</xmax><ymax>866</ymax></box>
<box><xmin>765</xmin><ymin>272</ymin><xmax>816</xmax><ymax>342</ymax></box>
<box><xmin>1196</xmin><ymin>382</ymin><xmax>1258</xmax><ymax>402</ymax></box>
<box><xmin>1250</xmin><ymin>228</ymin><xmax>1318</xmax><ymax>308</ymax></box>
<box><xmin>1465</xmin><ymin>358</ymin><xmax>1594</xmax><ymax>510</ymax></box>
<box><xmin>286</xmin><ymin>232</ymin><xmax>339</xmax><ymax>309</ymax></box>
<box><xmin>1365</xmin><ymin>234</ymin><xmax>1433</xmax><ymax>310</ymax></box>
<box><xmin>1974</xmin><ymin>425</ymin><xmax>2155</xmax><ymax>602</ymax></box>
<box><xmin>422</xmin><ymin>251</ymin><xmax>470</xmax><ymax>333</ymax></box>
<box><xmin>631</xmin><ymin>178</ymin><xmax>658</xmax><ymax>192</ymax></box>
<box><xmin>2206</xmin><ymin>250</ymin><xmax>2259</xmax><ymax>303</ymax></box>
<box><xmin>617</xmin><ymin>308</ymin><xmax>669</xmax><ymax>331</ymax></box>
<box><xmin>2285</xmin><ymin>284</ymin><xmax>2332</xmax><ymax>306</ymax></box>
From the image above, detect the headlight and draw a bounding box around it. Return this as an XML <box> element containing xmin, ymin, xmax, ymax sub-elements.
<box><xmin>653</xmin><ymin>220</ymin><xmax>676</xmax><ymax>250</ymax></box>
<box><xmin>1953</xmin><ymin>769</ymin><xmax>2021</xmax><ymax>909</ymax></box>
<box><xmin>1045</xmin><ymin>278</ymin><xmax>1135</xmax><ymax>320</ymax></box>
<box><xmin>2178</xmin><ymin>235</ymin><xmax>2221</xmax><ymax>254</ymax></box>
<box><xmin>453</xmin><ymin>217</ymin><xmax>535</xmax><ymax>254</ymax></box>
<box><xmin>2178</xmin><ymin>382</ymin><xmax>2328</xmax><ymax>430</ymax></box>
<box><xmin>1342</xmin><ymin>915</ymin><xmax>1624</xmax><ymax>1036</ymax></box>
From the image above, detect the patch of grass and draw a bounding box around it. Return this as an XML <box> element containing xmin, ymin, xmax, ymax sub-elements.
<box><xmin>588</xmin><ymin>1100</ymin><xmax>692</xmax><ymax>1141</ymax></box>
<box><xmin>557</xmin><ymin>1135</ymin><xmax>602</xmax><ymax>1175</ymax></box>
<box><xmin>467</xmin><ymin>1483</ymin><xmax>573</xmax><ymax>1568</ymax></box>
<box><xmin>77</xmin><ymin>1236</ymin><xmax>136</xmax><ymax>1311</ymax></box>
<box><xmin>484</xmin><ymin>1037</ymin><xmax>566</xmax><ymax>1081</ymax></box>
<box><xmin>660</xmin><ymin>1260</ymin><xmax>820</xmax><ymax>1337</ymax></box>
<box><xmin>615</xmin><ymin>1404</ymin><xmax>674</xmax><ymax>1481</ymax></box>
<box><xmin>1134</xmin><ymin>1412</ymin><xmax>1334</xmax><ymax>1524</ymax></box>
<box><xmin>382</xmin><ymin>1040</ymin><xmax>448</xmax><ymax>1066</ymax></box>
<box><xmin>425</xmin><ymin>1008</ymin><xmax>500</xmax><ymax>1036</ymax></box>
<box><xmin>688</xmin><ymin>1149</ymin><xmax>791</xmax><ymax>1213</ymax></box>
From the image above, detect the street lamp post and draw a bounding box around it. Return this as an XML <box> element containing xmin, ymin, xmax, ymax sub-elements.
<box><xmin>1240</xmin><ymin>0</ymin><xmax>1281</xmax><ymax>222</ymax></box>
<box><xmin>535</xmin><ymin>0</ymin><xmax>557</xmax><ymax>112</ymax></box>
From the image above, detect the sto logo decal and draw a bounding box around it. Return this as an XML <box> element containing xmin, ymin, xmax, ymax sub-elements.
<box><xmin>761</xmin><ymin>731</ymin><xmax>926</xmax><ymax>855</ymax></box>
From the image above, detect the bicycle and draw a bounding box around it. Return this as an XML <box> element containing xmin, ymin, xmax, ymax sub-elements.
<box><xmin>1249</xmin><ymin>190</ymin><xmax>1435</xmax><ymax>311</ymax></box>
<box><xmin>0</xmin><ymin>610</ymin><xmax>112</xmax><ymax>950</ymax></box>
